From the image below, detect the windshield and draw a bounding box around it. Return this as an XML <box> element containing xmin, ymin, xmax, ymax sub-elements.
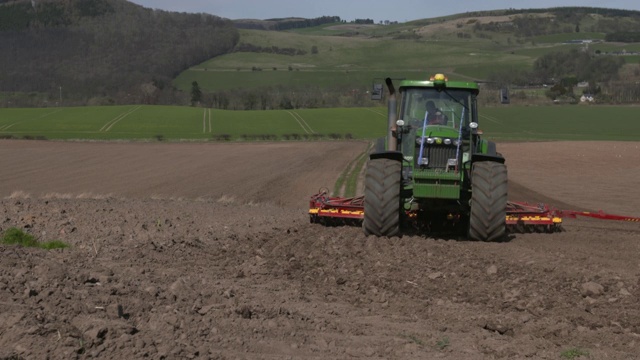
<box><xmin>400</xmin><ymin>88</ymin><xmax>473</xmax><ymax>128</ymax></box>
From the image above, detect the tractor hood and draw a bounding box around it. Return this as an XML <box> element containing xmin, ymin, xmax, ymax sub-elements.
<box><xmin>415</xmin><ymin>125</ymin><xmax>461</xmax><ymax>140</ymax></box>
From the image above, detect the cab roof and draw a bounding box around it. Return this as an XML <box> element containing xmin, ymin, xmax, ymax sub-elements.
<box><xmin>398</xmin><ymin>79</ymin><xmax>479</xmax><ymax>94</ymax></box>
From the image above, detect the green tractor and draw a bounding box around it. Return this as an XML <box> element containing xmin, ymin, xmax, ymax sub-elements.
<box><xmin>363</xmin><ymin>74</ymin><xmax>507</xmax><ymax>241</ymax></box>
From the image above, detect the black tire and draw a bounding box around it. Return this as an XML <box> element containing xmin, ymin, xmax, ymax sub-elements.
<box><xmin>363</xmin><ymin>158</ymin><xmax>401</xmax><ymax>236</ymax></box>
<box><xmin>469</xmin><ymin>162</ymin><xmax>508</xmax><ymax>241</ymax></box>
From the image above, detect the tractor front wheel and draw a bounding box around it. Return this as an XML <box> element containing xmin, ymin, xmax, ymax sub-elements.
<box><xmin>363</xmin><ymin>158</ymin><xmax>402</xmax><ymax>237</ymax></box>
<box><xmin>469</xmin><ymin>161</ymin><xmax>508</xmax><ymax>241</ymax></box>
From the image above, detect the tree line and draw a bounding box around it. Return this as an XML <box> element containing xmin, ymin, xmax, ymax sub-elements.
<box><xmin>199</xmin><ymin>84</ymin><xmax>372</xmax><ymax>111</ymax></box>
<box><xmin>271</xmin><ymin>16</ymin><xmax>341</xmax><ymax>30</ymax></box>
<box><xmin>487</xmin><ymin>48</ymin><xmax>626</xmax><ymax>87</ymax></box>
<box><xmin>470</xmin><ymin>8</ymin><xmax>640</xmax><ymax>37</ymax></box>
<box><xmin>605</xmin><ymin>32</ymin><xmax>640</xmax><ymax>42</ymax></box>
<box><xmin>502</xmin><ymin>7</ymin><xmax>640</xmax><ymax>18</ymax></box>
<box><xmin>486</xmin><ymin>48</ymin><xmax>633</xmax><ymax>103</ymax></box>
<box><xmin>233</xmin><ymin>16</ymin><xmax>341</xmax><ymax>31</ymax></box>
<box><xmin>233</xmin><ymin>43</ymin><xmax>308</xmax><ymax>56</ymax></box>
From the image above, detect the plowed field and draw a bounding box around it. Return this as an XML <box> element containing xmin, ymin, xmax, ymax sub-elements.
<box><xmin>1</xmin><ymin>140</ymin><xmax>639</xmax><ymax>359</ymax></box>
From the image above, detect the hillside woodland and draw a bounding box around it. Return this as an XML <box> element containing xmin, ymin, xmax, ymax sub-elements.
<box><xmin>1</xmin><ymin>2</ymin><xmax>640</xmax><ymax>108</ymax></box>
<box><xmin>0</xmin><ymin>0</ymin><xmax>239</xmax><ymax>105</ymax></box>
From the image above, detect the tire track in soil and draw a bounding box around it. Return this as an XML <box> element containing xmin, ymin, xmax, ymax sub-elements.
<box><xmin>333</xmin><ymin>142</ymin><xmax>371</xmax><ymax>197</ymax></box>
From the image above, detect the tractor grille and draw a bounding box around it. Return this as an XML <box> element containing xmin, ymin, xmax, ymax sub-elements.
<box><xmin>418</xmin><ymin>145</ymin><xmax>457</xmax><ymax>169</ymax></box>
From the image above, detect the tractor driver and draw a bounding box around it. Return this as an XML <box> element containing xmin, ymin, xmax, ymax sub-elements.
<box><xmin>425</xmin><ymin>101</ymin><xmax>447</xmax><ymax>125</ymax></box>
<box><xmin>409</xmin><ymin>99</ymin><xmax>447</xmax><ymax>128</ymax></box>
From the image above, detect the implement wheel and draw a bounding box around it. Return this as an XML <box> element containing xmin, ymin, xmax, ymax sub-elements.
<box><xmin>469</xmin><ymin>161</ymin><xmax>508</xmax><ymax>241</ymax></box>
<box><xmin>363</xmin><ymin>158</ymin><xmax>401</xmax><ymax>237</ymax></box>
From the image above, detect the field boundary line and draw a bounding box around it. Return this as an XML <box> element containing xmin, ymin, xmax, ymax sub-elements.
<box><xmin>100</xmin><ymin>106</ymin><xmax>141</xmax><ymax>132</ymax></box>
<box><xmin>287</xmin><ymin>111</ymin><xmax>315</xmax><ymax>134</ymax></box>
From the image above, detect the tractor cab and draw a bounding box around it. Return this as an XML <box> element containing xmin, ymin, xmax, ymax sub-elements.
<box><xmin>401</xmin><ymin>88</ymin><xmax>472</xmax><ymax>129</ymax></box>
<box><xmin>395</xmin><ymin>75</ymin><xmax>480</xmax><ymax>176</ymax></box>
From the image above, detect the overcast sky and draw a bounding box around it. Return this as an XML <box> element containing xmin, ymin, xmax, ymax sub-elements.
<box><xmin>127</xmin><ymin>0</ymin><xmax>640</xmax><ymax>22</ymax></box>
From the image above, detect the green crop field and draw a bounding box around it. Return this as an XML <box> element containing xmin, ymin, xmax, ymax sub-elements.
<box><xmin>0</xmin><ymin>106</ymin><xmax>387</xmax><ymax>141</ymax></box>
<box><xmin>533</xmin><ymin>32</ymin><xmax>606</xmax><ymax>43</ymax></box>
<box><xmin>1</xmin><ymin>105</ymin><xmax>638</xmax><ymax>142</ymax></box>
<box><xmin>480</xmin><ymin>105</ymin><xmax>640</xmax><ymax>141</ymax></box>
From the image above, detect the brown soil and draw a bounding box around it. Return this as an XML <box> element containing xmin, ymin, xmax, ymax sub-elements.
<box><xmin>1</xmin><ymin>140</ymin><xmax>639</xmax><ymax>359</ymax></box>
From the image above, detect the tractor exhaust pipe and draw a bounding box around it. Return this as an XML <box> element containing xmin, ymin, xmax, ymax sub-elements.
<box><xmin>385</xmin><ymin>77</ymin><xmax>397</xmax><ymax>151</ymax></box>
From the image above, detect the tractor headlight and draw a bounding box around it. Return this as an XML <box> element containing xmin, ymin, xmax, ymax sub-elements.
<box><xmin>426</xmin><ymin>137</ymin><xmax>435</xmax><ymax>144</ymax></box>
<box><xmin>452</xmin><ymin>139</ymin><xmax>461</xmax><ymax>146</ymax></box>
<box><xmin>444</xmin><ymin>138</ymin><xmax>452</xmax><ymax>145</ymax></box>
<box><xmin>469</xmin><ymin>122</ymin><xmax>478</xmax><ymax>129</ymax></box>
<box><xmin>396</xmin><ymin>119</ymin><xmax>405</xmax><ymax>127</ymax></box>
<box><xmin>435</xmin><ymin>137</ymin><xmax>443</xmax><ymax>145</ymax></box>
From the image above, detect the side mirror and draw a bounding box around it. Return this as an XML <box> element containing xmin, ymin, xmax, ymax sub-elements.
<box><xmin>500</xmin><ymin>88</ymin><xmax>510</xmax><ymax>104</ymax></box>
<box><xmin>371</xmin><ymin>83</ymin><xmax>383</xmax><ymax>100</ymax></box>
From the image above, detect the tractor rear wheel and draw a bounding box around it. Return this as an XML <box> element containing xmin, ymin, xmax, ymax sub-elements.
<box><xmin>363</xmin><ymin>158</ymin><xmax>401</xmax><ymax>237</ymax></box>
<box><xmin>469</xmin><ymin>161</ymin><xmax>507</xmax><ymax>241</ymax></box>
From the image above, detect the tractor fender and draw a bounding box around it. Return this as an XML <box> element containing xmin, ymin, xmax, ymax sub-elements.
<box><xmin>487</xmin><ymin>141</ymin><xmax>498</xmax><ymax>156</ymax></box>
<box><xmin>369</xmin><ymin>150</ymin><xmax>404</xmax><ymax>162</ymax></box>
<box><xmin>472</xmin><ymin>153</ymin><xmax>505</xmax><ymax>164</ymax></box>
<box><xmin>472</xmin><ymin>140</ymin><xmax>504</xmax><ymax>164</ymax></box>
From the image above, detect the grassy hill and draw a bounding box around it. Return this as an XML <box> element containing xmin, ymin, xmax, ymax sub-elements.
<box><xmin>2</xmin><ymin>4</ymin><xmax>640</xmax><ymax>108</ymax></box>
<box><xmin>172</xmin><ymin>7</ymin><xmax>640</xmax><ymax>109</ymax></box>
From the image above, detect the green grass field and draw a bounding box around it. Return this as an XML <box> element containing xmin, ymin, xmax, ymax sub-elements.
<box><xmin>171</xmin><ymin>16</ymin><xmax>640</xmax><ymax>93</ymax></box>
<box><xmin>173</xmin><ymin>26</ymin><xmax>544</xmax><ymax>92</ymax></box>
<box><xmin>0</xmin><ymin>106</ymin><xmax>388</xmax><ymax>141</ymax></box>
<box><xmin>1</xmin><ymin>105</ymin><xmax>638</xmax><ymax>142</ymax></box>
<box><xmin>480</xmin><ymin>105</ymin><xmax>640</xmax><ymax>141</ymax></box>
